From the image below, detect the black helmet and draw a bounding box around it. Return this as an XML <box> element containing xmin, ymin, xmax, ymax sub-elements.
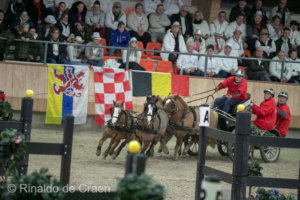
<box><xmin>235</xmin><ymin>69</ymin><xmax>244</xmax><ymax>77</ymax></box>
<box><xmin>264</xmin><ymin>88</ymin><xmax>275</xmax><ymax>97</ymax></box>
<box><xmin>278</xmin><ymin>91</ymin><xmax>288</xmax><ymax>99</ymax></box>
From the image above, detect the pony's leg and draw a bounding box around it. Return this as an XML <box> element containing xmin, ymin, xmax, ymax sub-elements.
<box><xmin>146</xmin><ymin>136</ymin><xmax>159</xmax><ymax>157</ymax></box>
<box><xmin>141</xmin><ymin>140</ymin><xmax>151</xmax><ymax>154</ymax></box>
<box><xmin>96</xmin><ymin>130</ymin><xmax>111</xmax><ymax>156</ymax></box>
<box><xmin>112</xmin><ymin>139</ymin><xmax>128</xmax><ymax>159</ymax></box>
<box><xmin>103</xmin><ymin>132</ymin><xmax>119</xmax><ymax>159</ymax></box>
<box><xmin>108</xmin><ymin>136</ymin><xmax>122</xmax><ymax>156</ymax></box>
<box><xmin>158</xmin><ymin>130</ymin><xmax>173</xmax><ymax>153</ymax></box>
<box><xmin>174</xmin><ymin>136</ymin><xmax>184</xmax><ymax>160</ymax></box>
<box><xmin>183</xmin><ymin>135</ymin><xmax>198</xmax><ymax>155</ymax></box>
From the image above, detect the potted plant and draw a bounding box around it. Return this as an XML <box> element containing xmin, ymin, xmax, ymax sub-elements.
<box><xmin>116</xmin><ymin>173</ymin><xmax>165</xmax><ymax>200</ymax></box>
<box><xmin>256</xmin><ymin>188</ymin><xmax>295</xmax><ymax>200</ymax></box>
<box><xmin>0</xmin><ymin>100</ymin><xmax>13</xmax><ymax>121</ymax></box>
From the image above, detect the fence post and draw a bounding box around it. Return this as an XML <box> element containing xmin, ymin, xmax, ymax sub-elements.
<box><xmin>60</xmin><ymin>115</ymin><xmax>74</xmax><ymax>186</ymax></box>
<box><xmin>20</xmin><ymin>97</ymin><xmax>33</xmax><ymax>175</ymax></box>
<box><xmin>298</xmin><ymin>161</ymin><xmax>300</xmax><ymax>200</ymax></box>
<box><xmin>280</xmin><ymin>60</ymin><xmax>285</xmax><ymax>83</ymax></box>
<box><xmin>231</xmin><ymin>112</ymin><xmax>251</xmax><ymax>200</ymax></box>
<box><xmin>43</xmin><ymin>42</ymin><xmax>48</xmax><ymax>64</ymax></box>
<box><xmin>125</xmin><ymin>153</ymin><xmax>146</xmax><ymax>176</ymax></box>
<box><xmin>204</xmin><ymin>55</ymin><xmax>208</xmax><ymax>77</ymax></box>
<box><xmin>195</xmin><ymin>104</ymin><xmax>210</xmax><ymax>200</ymax></box>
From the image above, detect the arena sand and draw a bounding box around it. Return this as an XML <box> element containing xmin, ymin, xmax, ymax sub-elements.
<box><xmin>27</xmin><ymin>128</ymin><xmax>300</xmax><ymax>199</ymax></box>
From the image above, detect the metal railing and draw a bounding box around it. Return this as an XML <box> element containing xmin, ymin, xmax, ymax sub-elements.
<box><xmin>1</xmin><ymin>37</ymin><xmax>300</xmax><ymax>83</ymax></box>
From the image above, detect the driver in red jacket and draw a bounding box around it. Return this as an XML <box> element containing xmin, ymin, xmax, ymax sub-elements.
<box><xmin>250</xmin><ymin>88</ymin><xmax>277</xmax><ymax>135</ymax></box>
<box><xmin>213</xmin><ymin>69</ymin><xmax>247</xmax><ymax>113</ymax></box>
<box><xmin>275</xmin><ymin>92</ymin><xmax>291</xmax><ymax>137</ymax></box>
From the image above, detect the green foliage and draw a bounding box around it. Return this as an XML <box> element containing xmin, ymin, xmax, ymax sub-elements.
<box><xmin>116</xmin><ymin>173</ymin><xmax>164</xmax><ymax>200</ymax></box>
<box><xmin>1</xmin><ymin>168</ymin><xmax>65</xmax><ymax>200</ymax></box>
<box><xmin>0</xmin><ymin>101</ymin><xmax>13</xmax><ymax>121</ymax></box>
<box><xmin>256</xmin><ymin>188</ymin><xmax>295</xmax><ymax>200</ymax></box>
<box><xmin>0</xmin><ymin>129</ymin><xmax>26</xmax><ymax>179</ymax></box>
<box><xmin>248</xmin><ymin>161</ymin><xmax>263</xmax><ymax>177</ymax></box>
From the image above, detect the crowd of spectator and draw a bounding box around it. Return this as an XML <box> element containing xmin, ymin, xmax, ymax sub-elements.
<box><xmin>0</xmin><ymin>0</ymin><xmax>299</xmax><ymax>84</ymax></box>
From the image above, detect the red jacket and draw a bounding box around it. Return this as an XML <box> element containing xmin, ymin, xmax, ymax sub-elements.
<box><xmin>217</xmin><ymin>76</ymin><xmax>247</xmax><ymax>100</ymax></box>
<box><xmin>252</xmin><ymin>98</ymin><xmax>277</xmax><ymax>130</ymax></box>
<box><xmin>275</xmin><ymin>104</ymin><xmax>291</xmax><ymax>137</ymax></box>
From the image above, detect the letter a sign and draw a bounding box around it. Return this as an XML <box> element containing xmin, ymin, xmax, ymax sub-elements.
<box><xmin>199</xmin><ymin>105</ymin><xmax>210</xmax><ymax>127</ymax></box>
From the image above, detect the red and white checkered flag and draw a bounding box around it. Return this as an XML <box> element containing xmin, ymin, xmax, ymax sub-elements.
<box><xmin>94</xmin><ymin>68</ymin><xmax>133</xmax><ymax>125</ymax></box>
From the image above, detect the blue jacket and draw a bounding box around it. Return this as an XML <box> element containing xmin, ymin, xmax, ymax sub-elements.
<box><xmin>109</xmin><ymin>29</ymin><xmax>130</xmax><ymax>47</ymax></box>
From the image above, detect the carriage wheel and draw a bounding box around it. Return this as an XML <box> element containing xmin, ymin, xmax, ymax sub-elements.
<box><xmin>259</xmin><ymin>146</ymin><xmax>280</xmax><ymax>163</ymax></box>
<box><xmin>187</xmin><ymin>142</ymin><xmax>198</xmax><ymax>156</ymax></box>
<box><xmin>217</xmin><ymin>141</ymin><xmax>228</xmax><ymax>156</ymax></box>
<box><xmin>227</xmin><ymin>142</ymin><xmax>235</xmax><ymax>161</ymax></box>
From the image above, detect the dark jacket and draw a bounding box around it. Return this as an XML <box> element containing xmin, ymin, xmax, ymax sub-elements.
<box><xmin>246</xmin><ymin>22</ymin><xmax>267</xmax><ymax>39</ymax></box>
<box><xmin>247</xmin><ymin>58</ymin><xmax>270</xmax><ymax>80</ymax></box>
<box><xmin>55</xmin><ymin>21</ymin><xmax>71</xmax><ymax>41</ymax></box>
<box><xmin>15</xmin><ymin>32</ymin><xmax>34</xmax><ymax>59</ymax></box>
<box><xmin>229</xmin><ymin>5</ymin><xmax>251</xmax><ymax>23</ymax></box>
<box><xmin>5</xmin><ymin>1</ymin><xmax>27</xmax><ymax>26</ymax></box>
<box><xmin>73</xmin><ymin>28</ymin><xmax>92</xmax><ymax>44</ymax></box>
<box><xmin>170</xmin><ymin>12</ymin><xmax>193</xmax><ymax>38</ymax></box>
<box><xmin>29</xmin><ymin>36</ymin><xmax>43</xmax><ymax>57</ymax></box>
<box><xmin>275</xmin><ymin>37</ymin><xmax>292</xmax><ymax>54</ymax></box>
<box><xmin>250</xmin><ymin>7</ymin><xmax>268</xmax><ymax>24</ymax></box>
<box><xmin>68</xmin><ymin>2</ymin><xmax>87</xmax><ymax>25</ymax></box>
<box><xmin>47</xmin><ymin>38</ymin><xmax>67</xmax><ymax>60</ymax></box>
<box><xmin>26</xmin><ymin>0</ymin><xmax>47</xmax><ymax>25</ymax></box>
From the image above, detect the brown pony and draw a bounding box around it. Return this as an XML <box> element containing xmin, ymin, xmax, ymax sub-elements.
<box><xmin>135</xmin><ymin>95</ymin><xmax>169</xmax><ymax>156</ymax></box>
<box><xmin>162</xmin><ymin>94</ymin><xmax>218</xmax><ymax>160</ymax></box>
<box><xmin>96</xmin><ymin>101</ymin><xmax>135</xmax><ymax>159</ymax></box>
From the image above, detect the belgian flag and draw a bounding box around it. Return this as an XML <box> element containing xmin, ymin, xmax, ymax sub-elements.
<box><xmin>131</xmin><ymin>71</ymin><xmax>189</xmax><ymax>97</ymax></box>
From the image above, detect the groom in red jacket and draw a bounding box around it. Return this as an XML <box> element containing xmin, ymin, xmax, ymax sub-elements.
<box><xmin>275</xmin><ymin>92</ymin><xmax>291</xmax><ymax>137</ymax></box>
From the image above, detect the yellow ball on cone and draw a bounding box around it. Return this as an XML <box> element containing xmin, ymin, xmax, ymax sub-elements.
<box><xmin>237</xmin><ymin>104</ymin><xmax>245</xmax><ymax>112</ymax></box>
<box><xmin>25</xmin><ymin>90</ymin><xmax>34</xmax><ymax>98</ymax></box>
<box><xmin>128</xmin><ymin>140</ymin><xmax>141</xmax><ymax>154</ymax></box>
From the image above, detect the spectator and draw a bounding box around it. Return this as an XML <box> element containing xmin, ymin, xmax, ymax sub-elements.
<box><xmin>149</xmin><ymin>4</ymin><xmax>170</xmax><ymax>43</ymax></box>
<box><xmin>120</xmin><ymin>37</ymin><xmax>145</xmax><ymax>70</ymax></box>
<box><xmin>54</xmin><ymin>2</ymin><xmax>67</xmax><ymax>20</ymax></box>
<box><xmin>85</xmin><ymin>0</ymin><xmax>105</xmax><ymax>38</ymax></box>
<box><xmin>28</xmin><ymin>27</ymin><xmax>43</xmax><ymax>62</ymax></box>
<box><xmin>229</xmin><ymin>0</ymin><xmax>251</xmax><ymax>23</ymax></box>
<box><xmin>246</xmin><ymin>11</ymin><xmax>266</xmax><ymax>54</ymax></box>
<box><xmin>127</xmin><ymin>3</ymin><xmax>151</xmax><ymax>48</ymax></box>
<box><xmin>109</xmin><ymin>21</ymin><xmax>130</xmax><ymax>56</ymax></box>
<box><xmin>43</xmin><ymin>0</ymin><xmax>57</xmax><ymax>15</ymax></box>
<box><xmin>247</xmin><ymin>46</ymin><xmax>271</xmax><ymax>81</ymax></box>
<box><xmin>269</xmin><ymin>51</ymin><xmax>291</xmax><ymax>82</ymax></box>
<box><xmin>226</xmin><ymin>29</ymin><xmax>244</xmax><ymax>57</ymax></box>
<box><xmin>56</xmin><ymin>0</ymin><xmax>74</xmax><ymax>9</ymax></box>
<box><xmin>250</xmin><ymin>0</ymin><xmax>268</xmax><ymax>24</ymax></box>
<box><xmin>105</xmin><ymin>2</ymin><xmax>126</xmax><ymax>45</ymax></box>
<box><xmin>289</xmin><ymin>21</ymin><xmax>300</xmax><ymax>50</ymax></box>
<box><xmin>40</xmin><ymin>15</ymin><xmax>57</xmax><ymax>39</ymax></box>
<box><xmin>143</xmin><ymin>0</ymin><xmax>162</xmax><ymax>16</ymax></box>
<box><xmin>271</xmin><ymin>0</ymin><xmax>290</xmax><ymax>26</ymax></box>
<box><xmin>218</xmin><ymin>43</ymin><xmax>238</xmax><ymax>78</ymax></box>
<box><xmin>67</xmin><ymin>36</ymin><xmax>86</xmax><ymax>64</ymax></box>
<box><xmin>192</xmin><ymin>10</ymin><xmax>210</xmax><ymax>40</ymax></box>
<box><xmin>275</xmin><ymin>92</ymin><xmax>291</xmax><ymax>137</ymax></box>
<box><xmin>163</xmin><ymin>0</ymin><xmax>183</xmax><ymax>17</ymax></box>
<box><xmin>170</xmin><ymin>5</ymin><xmax>193</xmax><ymax>40</ymax></box>
<box><xmin>198</xmin><ymin>45</ymin><xmax>221</xmax><ymax>77</ymax></box>
<box><xmin>26</xmin><ymin>0</ymin><xmax>47</xmax><ymax>28</ymax></box>
<box><xmin>207</xmin><ymin>11</ymin><xmax>228</xmax><ymax>54</ymax></box>
<box><xmin>255</xmin><ymin>29</ymin><xmax>276</xmax><ymax>59</ymax></box>
<box><xmin>161</xmin><ymin>21</ymin><xmax>186</xmax><ymax>63</ymax></box>
<box><xmin>225</xmin><ymin>14</ymin><xmax>246</xmax><ymax>40</ymax></box>
<box><xmin>14</xmin><ymin>10</ymin><xmax>35</xmax><ymax>28</ymax></box>
<box><xmin>214</xmin><ymin>69</ymin><xmax>247</xmax><ymax>113</ymax></box>
<box><xmin>55</xmin><ymin>11</ymin><xmax>71</xmax><ymax>41</ymax></box>
<box><xmin>73</xmin><ymin>22</ymin><xmax>92</xmax><ymax>43</ymax></box>
<box><xmin>85</xmin><ymin>32</ymin><xmax>103</xmax><ymax>67</ymax></box>
<box><xmin>15</xmin><ymin>23</ymin><xmax>33</xmax><ymax>61</ymax></box>
<box><xmin>267</xmin><ymin>15</ymin><xmax>283</xmax><ymax>41</ymax></box>
<box><xmin>69</xmin><ymin>1</ymin><xmax>87</xmax><ymax>25</ymax></box>
<box><xmin>5</xmin><ymin>0</ymin><xmax>27</xmax><ymax>26</ymax></box>
<box><xmin>177</xmin><ymin>41</ymin><xmax>201</xmax><ymax>76</ymax></box>
<box><xmin>47</xmin><ymin>27</ymin><xmax>68</xmax><ymax>64</ymax></box>
<box><xmin>0</xmin><ymin>10</ymin><xmax>8</xmax><ymax>34</ymax></box>
<box><xmin>186</xmin><ymin>29</ymin><xmax>206</xmax><ymax>54</ymax></box>
<box><xmin>88</xmin><ymin>0</ymin><xmax>112</xmax><ymax>14</ymax></box>
<box><xmin>287</xmin><ymin>48</ymin><xmax>300</xmax><ymax>83</ymax></box>
<box><xmin>275</xmin><ymin>27</ymin><xmax>292</xmax><ymax>56</ymax></box>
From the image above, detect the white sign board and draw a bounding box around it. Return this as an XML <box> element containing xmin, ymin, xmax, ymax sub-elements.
<box><xmin>199</xmin><ymin>106</ymin><xmax>210</xmax><ymax>127</ymax></box>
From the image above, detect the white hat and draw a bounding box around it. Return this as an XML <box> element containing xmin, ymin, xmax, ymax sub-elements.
<box><xmin>129</xmin><ymin>37</ymin><xmax>137</xmax><ymax>43</ymax></box>
<box><xmin>225</xmin><ymin>43</ymin><xmax>232</xmax><ymax>48</ymax></box>
<box><xmin>75</xmin><ymin>36</ymin><xmax>83</xmax><ymax>43</ymax></box>
<box><xmin>255</xmin><ymin>11</ymin><xmax>263</xmax><ymax>16</ymax></box>
<box><xmin>194</xmin><ymin>29</ymin><xmax>202</xmax><ymax>35</ymax></box>
<box><xmin>172</xmin><ymin>21</ymin><xmax>181</xmax><ymax>27</ymax></box>
<box><xmin>91</xmin><ymin>32</ymin><xmax>101</xmax><ymax>40</ymax></box>
<box><xmin>45</xmin><ymin>15</ymin><xmax>57</xmax><ymax>24</ymax></box>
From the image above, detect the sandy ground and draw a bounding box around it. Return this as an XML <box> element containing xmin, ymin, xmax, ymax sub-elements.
<box><xmin>27</xmin><ymin>128</ymin><xmax>300</xmax><ymax>199</ymax></box>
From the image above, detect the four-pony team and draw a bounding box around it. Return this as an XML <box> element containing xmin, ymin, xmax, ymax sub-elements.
<box><xmin>96</xmin><ymin>70</ymin><xmax>291</xmax><ymax>160</ymax></box>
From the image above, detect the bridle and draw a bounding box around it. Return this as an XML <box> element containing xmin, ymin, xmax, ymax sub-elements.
<box><xmin>164</xmin><ymin>98</ymin><xmax>178</xmax><ymax>114</ymax></box>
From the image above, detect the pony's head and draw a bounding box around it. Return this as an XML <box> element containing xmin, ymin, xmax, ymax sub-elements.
<box><xmin>110</xmin><ymin>101</ymin><xmax>124</xmax><ymax>125</ymax></box>
<box><xmin>163</xmin><ymin>94</ymin><xmax>188</xmax><ymax>114</ymax></box>
<box><xmin>144</xmin><ymin>95</ymin><xmax>159</xmax><ymax>126</ymax></box>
